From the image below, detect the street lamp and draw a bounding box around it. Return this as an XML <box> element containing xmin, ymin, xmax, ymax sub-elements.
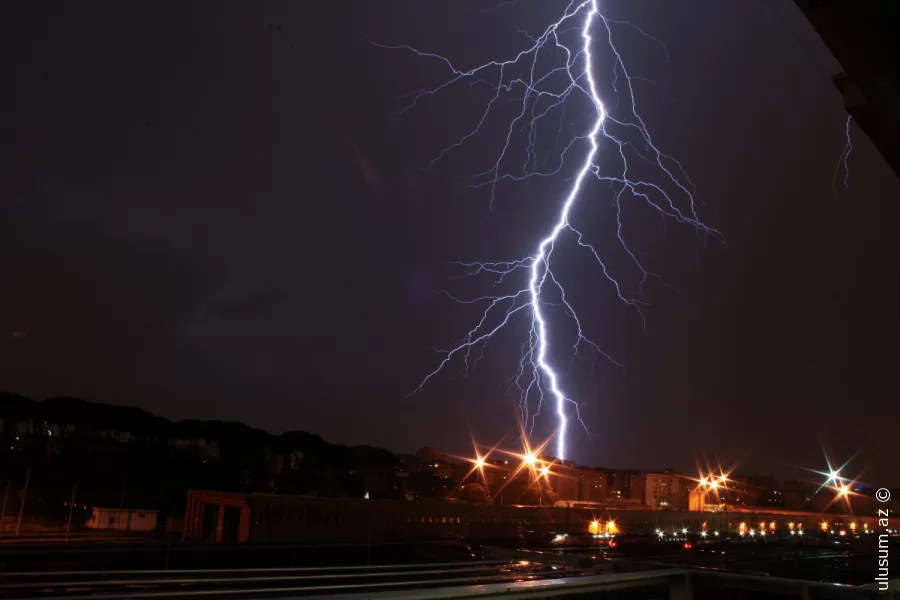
<box><xmin>697</xmin><ymin>472</ymin><xmax>727</xmax><ymax>538</ymax></box>
<box><xmin>715</xmin><ymin>475</ymin><xmax>729</xmax><ymax>536</ymax></box>
<box><xmin>831</xmin><ymin>484</ymin><xmax>850</xmax><ymax>531</ymax></box>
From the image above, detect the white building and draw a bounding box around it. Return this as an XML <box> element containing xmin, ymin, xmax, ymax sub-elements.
<box><xmin>644</xmin><ymin>473</ymin><xmax>673</xmax><ymax>508</ymax></box>
<box><xmin>86</xmin><ymin>507</ymin><xmax>158</xmax><ymax>531</ymax></box>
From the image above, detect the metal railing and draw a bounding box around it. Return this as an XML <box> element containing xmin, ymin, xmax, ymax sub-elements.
<box><xmin>0</xmin><ymin>560</ymin><xmax>560</xmax><ymax>599</ymax></box>
<box><xmin>0</xmin><ymin>562</ymin><xmax>894</xmax><ymax>600</ymax></box>
<box><xmin>297</xmin><ymin>568</ymin><xmax>895</xmax><ymax>600</ymax></box>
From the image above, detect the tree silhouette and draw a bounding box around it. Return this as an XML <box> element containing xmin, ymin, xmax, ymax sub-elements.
<box><xmin>0</xmin><ymin>392</ymin><xmax>405</xmax><ymax>521</ymax></box>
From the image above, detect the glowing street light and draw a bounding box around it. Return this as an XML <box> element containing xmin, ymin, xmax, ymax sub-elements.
<box><xmin>524</xmin><ymin>453</ymin><xmax>536</xmax><ymax>466</ymax></box>
<box><xmin>540</xmin><ymin>466</ymin><xmax>550</xmax><ymax>476</ymax></box>
<box><xmin>475</xmin><ymin>457</ymin><xmax>485</xmax><ymax>468</ymax></box>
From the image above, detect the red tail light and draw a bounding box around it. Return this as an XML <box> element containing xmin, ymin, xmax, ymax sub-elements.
<box><xmin>683</xmin><ymin>542</ymin><xmax>692</xmax><ymax>550</ymax></box>
<box><xmin>609</xmin><ymin>540</ymin><xmax>617</xmax><ymax>549</ymax></box>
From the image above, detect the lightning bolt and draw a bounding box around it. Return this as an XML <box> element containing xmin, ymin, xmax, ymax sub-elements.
<box><xmin>833</xmin><ymin>115</ymin><xmax>852</xmax><ymax>196</ymax></box>
<box><xmin>374</xmin><ymin>1</ymin><xmax>718</xmax><ymax>460</ymax></box>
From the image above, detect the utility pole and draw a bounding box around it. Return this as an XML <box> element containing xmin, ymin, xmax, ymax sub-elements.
<box><xmin>16</xmin><ymin>467</ymin><xmax>31</xmax><ymax>537</ymax></box>
<box><xmin>65</xmin><ymin>481</ymin><xmax>78</xmax><ymax>543</ymax></box>
<box><xmin>723</xmin><ymin>502</ymin><xmax>728</xmax><ymax>536</ymax></box>
<box><xmin>164</xmin><ymin>500</ymin><xmax>175</xmax><ymax>570</ymax></box>
<box><xmin>0</xmin><ymin>482</ymin><xmax>9</xmax><ymax>534</ymax></box>
<box><xmin>722</xmin><ymin>501</ymin><xmax>729</xmax><ymax>568</ymax></box>
<box><xmin>117</xmin><ymin>471</ymin><xmax>128</xmax><ymax>529</ymax></box>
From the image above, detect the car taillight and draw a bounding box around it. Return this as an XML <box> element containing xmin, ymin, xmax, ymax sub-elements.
<box><xmin>683</xmin><ymin>542</ymin><xmax>692</xmax><ymax>550</ymax></box>
<box><xmin>609</xmin><ymin>540</ymin><xmax>617</xmax><ymax>549</ymax></box>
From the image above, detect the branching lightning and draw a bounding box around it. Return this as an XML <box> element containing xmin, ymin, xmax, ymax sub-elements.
<box><xmin>833</xmin><ymin>115</ymin><xmax>852</xmax><ymax>196</ymax></box>
<box><xmin>374</xmin><ymin>0</ymin><xmax>718</xmax><ymax>460</ymax></box>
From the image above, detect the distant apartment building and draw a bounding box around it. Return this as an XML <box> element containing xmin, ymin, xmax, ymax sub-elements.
<box><xmin>635</xmin><ymin>471</ymin><xmax>693</xmax><ymax>509</ymax></box>
<box><xmin>549</xmin><ymin>474</ymin><xmax>576</xmax><ymax>502</ymax></box>
<box><xmin>540</xmin><ymin>456</ymin><xmax>576</xmax><ymax>468</ymax></box>
<box><xmin>475</xmin><ymin>465</ymin><xmax>502</xmax><ymax>493</ymax></box>
<box><xmin>414</xmin><ymin>448</ymin><xmax>459</xmax><ymax>482</ymax></box>
<box><xmin>727</xmin><ymin>475</ymin><xmax>781</xmax><ymax>508</ymax></box>
<box><xmin>416</xmin><ymin>447</ymin><xmax>449</xmax><ymax>463</ymax></box>
<box><xmin>689</xmin><ymin>488</ymin><xmax>708</xmax><ymax>511</ymax></box>
<box><xmin>669</xmin><ymin>472</ymin><xmax>693</xmax><ymax>510</ymax></box>
<box><xmin>394</xmin><ymin>454</ymin><xmax>422</xmax><ymax>479</ymax></box>
<box><xmin>543</xmin><ymin>467</ymin><xmax>605</xmax><ymax>504</ymax></box>
<box><xmin>781</xmin><ymin>480</ymin><xmax>814</xmax><ymax>511</ymax></box>
<box><xmin>426</xmin><ymin>461</ymin><xmax>457</xmax><ymax>481</ymax></box>
<box><xmin>577</xmin><ymin>468</ymin><xmax>607</xmax><ymax>503</ymax></box>
<box><xmin>604</xmin><ymin>469</ymin><xmax>643</xmax><ymax>502</ymax></box>
<box><xmin>483</xmin><ymin>458</ymin><xmax>516</xmax><ymax>498</ymax></box>
<box><xmin>644</xmin><ymin>472</ymin><xmax>673</xmax><ymax>508</ymax></box>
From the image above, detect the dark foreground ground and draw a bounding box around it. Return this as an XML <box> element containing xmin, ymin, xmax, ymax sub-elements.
<box><xmin>0</xmin><ymin>532</ymin><xmax>890</xmax><ymax>597</ymax></box>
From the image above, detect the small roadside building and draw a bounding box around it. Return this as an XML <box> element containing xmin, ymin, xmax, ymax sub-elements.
<box><xmin>86</xmin><ymin>507</ymin><xmax>159</xmax><ymax>531</ymax></box>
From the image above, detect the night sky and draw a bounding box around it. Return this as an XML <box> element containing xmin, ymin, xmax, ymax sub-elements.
<box><xmin>5</xmin><ymin>1</ymin><xmax>899</xmax><ymax>486</ymax></box>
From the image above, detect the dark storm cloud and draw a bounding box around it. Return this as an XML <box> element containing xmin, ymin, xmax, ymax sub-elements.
<box><xmin>0</xmin><ymin>218</ymin><xmax>219</xmax><ymax>410</ymax></box>
<box><xmin>4</xmin><ymin>0</ymin><xmax>899</xmax><ymax>485</ymax></box>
